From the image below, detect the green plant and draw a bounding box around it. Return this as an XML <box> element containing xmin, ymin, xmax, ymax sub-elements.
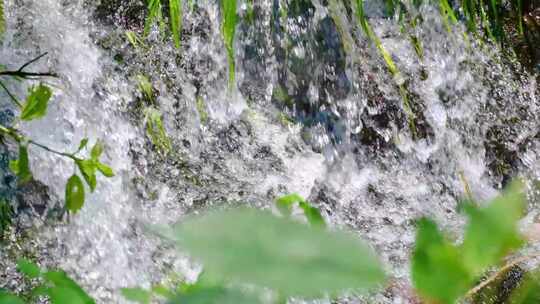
<box><xmin>16</xmin><ymin>259</ymin><xmax>95</xmax><ymax>304</ymax></box>
<box><xmin>135</xmin><ymin>74</ymin><xmax>172</xmax><ymax>155</ymax></box>
<box><xmin>412</xmin><ymin>180</ymin><xmax>528</xmax><ymax>303</ymax></box>
<box><xmin>0</xmin><ymin>54</ymin><xmax>114</xmax><ymax>215</ymax></box>
<box><xmin>144</xmin><ymin>0</ymin><xmax>183</xmax><ymax>48</ymax></box>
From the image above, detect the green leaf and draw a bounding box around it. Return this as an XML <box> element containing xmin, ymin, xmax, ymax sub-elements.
<box><xmin>170</xmin><ymin>285</ymin><xmax>260</xmax><ymax>304</ymax></box>
<box><xmin>9</xmin><ymin>144</ymin><xmax>32</xmax><ymax>183</ymax></box>
<box><xmin>96</xmin><ymin>163</ymin><xmax>114</xmax><ymax>177</ymax></box>
<box><xmin>90</xmin><ymin>141</ymin><xmax>103</xmax><ymax>161</ymax></box>
<box><xmin>120</xmin><ymin>287</ymin><xmax>151</xmax><ymax>304</ymax></box>
<box><xmin>48</xmin><ymin>287</ymin><xmax>90</xmax><ymax>304</ymax></box>
<box><xmin>412</xmin><ymin>218</ymin><xmax>472</xmax><ymax>304</ymax></box>
<box><xmin>0</xmin><ymin>291</ymin><xmax>25</xmax><ymax>304</ymax></box>
<box><xmin>298</xmin><ymin>201</ymin><xmax>326</xmax><ymax>228</ymax></box>
<box><xmin>221</xmin><ymin>0</ymin><xmax>237</xmax><ymax>88</ymax></box>
<box><xmin>20</xmin><ymin>84</ymin><xmax>53</xmax><ymax>121</ymax></box>
<box><xmin>43</xmin><ymin>271</ymin><xmax>95</xmax><ymax>304</ymax></box>
<box><xmin>75</xmin><ymin>159</ymin><xmax>97</xmax><ymax>192</ymax></box>
<box><xmin>169</xmin><ymin>0</ymin><xmax>182</xmax><ymax>48</ymax></box>
<box><xmin>16</xmin><ymin>259</ymin><xmax>41</xmax><ymax>279</ymax></box>
<box><xmin>460</xmin><ymin>180</ymin><xmax>525</xmax><ymax>275</ymax></box>
<box><xmin>76</xmin><ymin>138</ymin><xmax>89</xmax><ymax>153</ymax></box>
<box><xmin>165</xmin><ymin>208</ymin><xmax>385</xmax><ymax>298</ymax></box>
<box><xmin>65</xmin><ymin>175</ymin><xmax>85</xmax><ymax>213</ymax></box>
<box><xmin>275</xmin><ymin>194</ymin><xmax>325</xmax><ymax>228</ymax></box>
<box><xmin>17</xmin><ymin>259</ymin><xmax>41</xmax><ymax>279</ymax></box>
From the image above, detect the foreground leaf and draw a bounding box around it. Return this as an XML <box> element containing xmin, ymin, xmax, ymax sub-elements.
<box><xmin>121</xmin><ymin>287</ymin><xmax>151</xmax><ymax>304</ymax></box>
<box><xmin>460</xmin><ymin>180</ymin><xmax>525</xmax><ymax>275</ymax></box>
<box><xmin>44</xmin><ymin>271</ymin><xmax>95</xmax><ymax>304</ymax></box>
<box><xmin>65</xmin><ymin>175</ymin><xmax>85</xmax><ymax>213</ymax></box>
<box><xmin>166</xmin><ymin>208</ymin><xmax>385</xmax><ymax>298</ymax></box>
<box><xmin>0</xmin><ymin>291</ymin><xmax>25</xmax><ymax>304</ymax></box>
<box><xmin>17</xmin><ymin>259</ymin><xmax>41</xmax><ymax>279</ymax></box>
<box><xmin>412</xmin><ymin>218</ymin><xmax>472</xmax><ymax>304</ymax></box>
<box><xmin>170</xmin><ymin>284</ymin><xmax>259</xmax><ymax>304</ymax></box>
<box><xmin>20</xmin><ymin>84</ymin><xmax>52</xmax><ymax>121</ymax></box>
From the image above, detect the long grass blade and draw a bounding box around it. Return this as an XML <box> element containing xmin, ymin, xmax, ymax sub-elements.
<box><xmin>169</xmin><ymin>0</ymin><xmax>182</xmax><ymax>48</ymax></box>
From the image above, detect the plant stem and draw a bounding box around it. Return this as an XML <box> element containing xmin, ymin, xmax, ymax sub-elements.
<box><xmin>0</xmin><ymin>80</ymin><xmax>22</xmax><ymax>108</ymax></box>
<box><xmin>28</xmin><ymin>140</ymin><xmax>78</xmax><ymax>160</ymax></box>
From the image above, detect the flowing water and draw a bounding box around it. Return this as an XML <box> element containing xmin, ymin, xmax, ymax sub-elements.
<box><xmin>0</xmin><ymin>0</ymin><xmax>539</xmax><ymax>303</ymax></box>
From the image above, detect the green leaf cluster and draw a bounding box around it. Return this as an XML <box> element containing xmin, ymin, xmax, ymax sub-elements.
<box><xmin>144</xmin><ymin>107</ymin><xmax>172</xmax><ymax>155</ymax></box>
<box><xmin>14</xmin><ymin>259</ymin><xmax>96</xmax><ymax>304</ymax></box>
<box><xmin>412</xmin><ymin>181</ymin><xmax>526</xmax><ymax>303</ymax></box>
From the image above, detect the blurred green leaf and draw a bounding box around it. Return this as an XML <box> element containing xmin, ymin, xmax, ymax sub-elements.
<box><xmin>166</xmin><ymin>208</ymin><xmax>385</xmax><ymax>298</ymax></box>
<box><xmin>169</xmin><ymin>0</ymin><xmax>182</xmax><ymax>48</ymax></box>
<box><xmin>20</xmin><ymin>84</ymin><xmax>52</xmax><ymax>121</ymax></box>
<box><xmin>17</xmin><ymin>259</ymin><xmax>41</xmax><ymax>279</ymax></box>
<box><xmin>510</xmin><ymin>271</ymin><xmax>540</xmax><ymax>304</ymax></box>
<box><xmin>461</xmin><ymin>180</ymin><xmax>525</xmax><ymax>275</ymax></box>
<box><xmin>76</xmin><ymin>159</ymin><xmax>97</xmax><ymax>192</ymax></box>
<box><xmin>121</xmin><ymin>287</ymin><xmax>151</xmax><ymax>304</ymax></box>
<box><xmin>9</xmin><ymin>144</ymin><xmax>32</xmax><ymax>183</ymax></box>
<box><xmin>65</xmin><ymin>174</ymin><xmax>85</xmax><ymax>213</ymax></box>
<box><xmin>0</xmin><ymin>291</ymin><xmax>25</xmax><ymax>304</ymax></box>
<box><xmin>170</xmin><ymin>284</ymin><xmax>259</xmax><ymax>304</ymax></box>
<box><xmin>412</xmin><ymin>218</ymin><xmax>472</xmax><ymax>304</ymax></box>
<box><xmin>44</xmin><ymin>271</ymin><xmax>95</xmax><ymax>304</ymax></box>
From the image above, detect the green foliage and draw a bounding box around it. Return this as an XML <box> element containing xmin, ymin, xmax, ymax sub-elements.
<box><xmin>163</xmin><ymin>208</ymin><xmax>385</xmax><ymax>298</ymax></box>
<box><xmin>412</xmin><ymin>218</ymin><xmax>473</xmax><ymax>303</ymax></box>
<box><xmin>9</xmin><ymin>144</ymin><xmax>32</xmax><ymax>183</ymax></box>
<box><xmin>136</xmin><ymin>74</ymin><xmax>154</xmax><ymax>103</ymax></box>
<box><xmin>170</xmin><ymin>283</ymin><xmax>260</xmax><ymax>304</ymax></box>
<box><xmin>412</xmin><ymin>180</ymin><xmax>526</xmax><ymax>303</ymax></box>
<box><xmin>20</xmin><ymin>84</ymin><xmax>52</xmax><ymax>121</ymax></box>
<box><xmin>511</xmin><ymin>271</ymin><xmax>540</xmax><ymax>303</ymax></box>
<box><xmin>0</xmin><ymin>291</ymin><xmax>25</xmax><ymax>304</ymax></box>
<box><xmin>121</xmin><ymin>288</ymin><xmax>152</xmax><ymax>304</ymax></box>
<box><xmin>221</xmin><ymin>0</ymin><xmax>237</xmax><ymax>89</ymax></box>
<box><xmin>13</xmin><ymin>259</ymin><xmax>96</xmax><ymax>304</ymax></box>
<box><xmin>143</xmin><ymin>0</ymin><xmax>182</xmax><ymax>48</ymax></box>
<box><xmin>144</xmin><ymin>107</ymin><xmax>172</xmax><ymax>155</ymax></box>
<box><xmin>275</xmin><ymin>193</ymin><xmax>325</xmax><ymax>228</ymax></box>
<box><xmin>65</xmin><ymin>174</ymin><xmax>85</xmax><ymax>213</ymax></box>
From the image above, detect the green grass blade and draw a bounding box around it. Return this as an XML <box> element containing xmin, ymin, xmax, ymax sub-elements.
<box><xmin>169</xmin><ymin>0</ymin><xmax>182</xmax><ymax>48</ymax></box>
<box><xmin>0</xmin><ymin>0</ymin><xmax>5</xmax><ymax>37</ymax></box>
<box><xmin>221</xmin><ymin>0</ymin><xmax>237</xmax><ymax>89</ymax></box>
